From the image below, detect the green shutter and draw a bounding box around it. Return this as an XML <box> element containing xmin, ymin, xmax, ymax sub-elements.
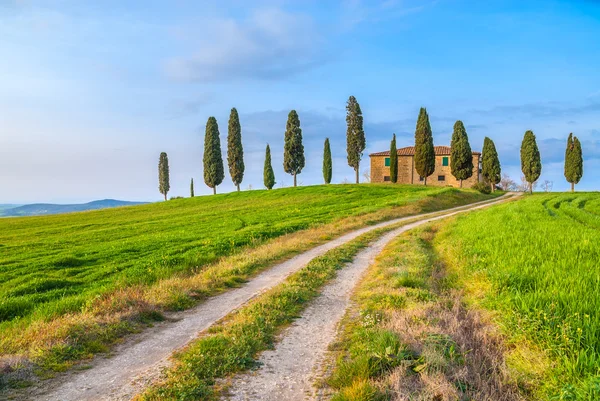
<box><xmin>442</xmin><ymin>156</ymin><xmax>449</xmax><ymax>166</ymax></box>
<box><xmin>385</xmin><ymin>157</ymin><xmax>390</xmax><ymax>166</ymax></box>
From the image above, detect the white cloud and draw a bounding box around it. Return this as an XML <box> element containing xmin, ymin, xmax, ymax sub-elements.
<box><xmin>164</xmin><ymin>8</ymin><xmax>324</xmax><ymax>82</ymax></box>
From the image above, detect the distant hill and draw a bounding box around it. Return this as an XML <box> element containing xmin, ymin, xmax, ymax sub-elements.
<box><xmin>0</xmin><ymin>199</ymin><xmax>148</xmax><ymax>217</ymax></box>
<box><xmin>0</xmin><ymin>204</ymin><xmax>23</xmax><ymax>212</ymax></box>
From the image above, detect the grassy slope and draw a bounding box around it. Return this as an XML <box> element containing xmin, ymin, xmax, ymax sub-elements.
<box><xmin>0</xmin><ymin>184</ymin><xmax>493</xmax><ymax>383</ymax></box>
<box><xmin>0</xmin><ymin>185</ymin><xmax>439</xmax><ymax>323</ymax></box>
<box><xmin>434</xmin><ymin>193</ymin><xmax>600</xmax><ymax>399</ymax></box>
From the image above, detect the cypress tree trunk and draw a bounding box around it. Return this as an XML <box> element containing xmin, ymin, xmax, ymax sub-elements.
<box><xmin>164</xmin><ymin>194</ymin><xmax>167</xmax><ymax>201</ymax></box>
<box><xmin>237</xmin><ymin>184</ymin><xmax>240</xmax><ymax>192</ymax></box>
<box><xmin>571</xmin><ymin>182</ymin><xmax>574</xmax><ymax>192</ymax></box>
<box><xmin>294</xmin><ymin>173</ymin><xmax>297</xmax><ymax>187</ymax></box>
<box><xmin>460</xmin><ymin>179</ymin><xmax>463</xmax><ymax>188</ymax></box>
<box><xmin>213</xmin><ymin>187</ymin><xmax>216</xmax><ymax>195</ymax></box>
<box><xmin>355</xmin><ymin>167</ymin><xmax>359</xmax><ymax>184</ymax></box>
<box><xmin>424</xmin><ymin>176</ymin><xmax>427</xmax><ymax>186</ymax></box>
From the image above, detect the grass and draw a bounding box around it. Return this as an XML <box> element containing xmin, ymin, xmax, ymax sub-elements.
<box><xmin>435</xmin><ymin>193</ymin><xmax>600</xmax><ymax>399</ymax></box>
<box><xmin>324</xmin><ymin>215</ymin><xmax>523</xmax><ymax>400</ymax></box>
<box><xmin>0</xmin><ymin>184</ymin><xmax>494</xmax><ymax>386</ymax></box>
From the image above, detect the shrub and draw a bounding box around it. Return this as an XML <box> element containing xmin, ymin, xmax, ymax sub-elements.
<box><xmin>471</xmin><ymin>182</ymin><xmax>491</xmax><ymax>194</ymax></box>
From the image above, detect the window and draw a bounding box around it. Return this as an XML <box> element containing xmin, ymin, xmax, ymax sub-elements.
<box><xmin>384</xmin><ymin>157</ymin><xmax>390</xmax><ymax>166</ymax></box>
<box><xmin>419</xmin><ymin>176</ymin><xmax>424</xmax><ymax>182</ymax></box>
<box><xmin>438</xmin><ymin>175</ymin><xmax>445</xmax><ymax>181</ymax></box>
<box><xmin>442</xmin><ymin>156</ymin><xmax>449</xmax><ymax>166</ymax></box>
<box><xmin>384</xmin><ymin>176</ymin><xmax>391</xmax><ymax>182</ymax></box>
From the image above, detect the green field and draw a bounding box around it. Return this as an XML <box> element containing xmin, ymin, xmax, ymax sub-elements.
<box><xmin>1</xmin><ymin>185</ymin><xmax>452</xmax><ymax>324</ymax></box>
<box><xmin>435</xmin><ymin>193</ymin><xmax>600</xmax><ymax>399</ymax></box>
<box><xmin>0</xmin><ymin>184</ymin><xmax>494</xmax><ymax>371</ymax></box>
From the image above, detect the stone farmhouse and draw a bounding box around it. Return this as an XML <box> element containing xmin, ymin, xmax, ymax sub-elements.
<box><xmin>369</xmin><ymin>145</ymin><xmax>481</xmax><ymax>188</ymax></box>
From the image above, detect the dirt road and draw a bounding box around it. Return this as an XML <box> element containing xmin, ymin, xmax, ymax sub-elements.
<box><xmin>223</xmin><ymin>194</ymin><xmax>516</xmax><ymax>400</ymax></box>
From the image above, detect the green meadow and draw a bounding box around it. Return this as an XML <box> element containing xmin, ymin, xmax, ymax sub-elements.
<box><xmin>0</xmin><ymin>184</ymin><xmax>483</xmax><ymax>327</ymax></box>
<box><xmin>436</xmin><ymin>193</ymin><xmax>600</xmax><ymax>399</ymax></box>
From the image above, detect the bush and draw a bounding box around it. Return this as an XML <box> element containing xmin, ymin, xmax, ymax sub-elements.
<box><xmin>471</xmin><ymin>182</ymin><xmax>491</xmax><ymax>194</ymax></box>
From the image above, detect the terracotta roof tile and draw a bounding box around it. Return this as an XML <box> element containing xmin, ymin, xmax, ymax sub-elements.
<box><xmin>369</xmin><ymin>145</ymin><xmax>481</xmax><ymax>157</ymax></box>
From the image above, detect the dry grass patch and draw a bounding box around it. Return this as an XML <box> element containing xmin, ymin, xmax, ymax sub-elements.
<box><xmin>325</xmin><ymin>225</ymin><xmax>524</xmax><ymax>401</ymax></box>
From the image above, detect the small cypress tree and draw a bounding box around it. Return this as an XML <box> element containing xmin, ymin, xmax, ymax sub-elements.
<box><xmin>264</xmin><ymin>144</ymin><xmax>275</xmax><ymax>190</ymax></box>
<box><xmin>190</xmin><ymin>178</ymin><xmax>194</xmax><ymax>198</ymax></box>
<box><xmin>414</xmin><ymin>108</ymin><xmax>435</xmax><ymax>185</ymax></box>
<box><xmin>450</xmin><ymin>121</ymin><xmax>474</xmax><ymax>188</ymax></box>
<box><xmin>389</xmin><ymin>133</ymin><xmax>398</xmax><ymax>183</ymax></box>
<box><xmin>481</xmin><ymin>137</ymin><xmax>501</xmax><ymax>192</ymax></box>
<box><xmin>564</xmin><ymin>133</ymin><xmax>583</xmax><ymax>192</ymax></box>
<box><xmin>323</xmin><ymin>138</ymin><xmax>332</xmax><ymax>184</ymax></box>
<box><xmin>227</xmin><ymin>108</ymin><xmax>244</xmax><ymax>191</ymax></box>
<box><xmin>346</xmin><ymin>96</ymin><xmax>366</xmax><ymax>184</ymax></box>
<box><xmin>203</xmin><ymin>116</ymin><xmax>224</xmax><ymax>195</ymax></box>
<box><xmin>283</xmin><ymin>110</ymin><xmax>305</xmax><ymax>187</ymax></box>
<box><xmin>158</xmin><ymin>152</ymin><xmax>170</xmax><ymax>201</ymax></box>
<box><xmin>520</xmin><ymin>130</ymin><xmax>542</xmax><ymax>194</ymax></box>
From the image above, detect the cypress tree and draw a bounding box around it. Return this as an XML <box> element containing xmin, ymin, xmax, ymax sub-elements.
<box><xmin>203</xmin><ymin>116</ymin><xmax>224</xmax><ymax>195</ymax></box>
<box><xmin>346</xmin><ymin>96</ymin><xmax>366</xmax><ymax>184</ymax></box>
<box><xmin>520</xmin><ymin>130</ymin><xmax>542</xmax><ymax>194</ymax></box>
<box><xmin>264</xmin><ymin>144</ymin><xmax>275</xmax><ymax>190</ymax></box>
<box><xmin>481</xmin><ymin>137</ymin><xmax>501</xmax><ymax>192</ymax></box>
<box><xmin>389</xmin><ymin>133</ymin><xmax>398</xmax><ymax>183</ymax></box>
<box><xmin>414</xmin><ymin>107</ymin><xmax>435</xmax><ymax>185</ymax></box>
<box><xmin>158</xmin><ymin>152</ymin><xmax>170</xmax><ymax>201</ymax></box>
<box><xmin>323</xmin><ymin>138</ymin><xmax>332</xmax><ymax>184</ymax></box>
<box><xmin>227</xmin><ymin>107</ymin><xmax>244</xmax><ymax>192</ymax></box>
<box><xmin>190</xmin><ymin>178</ymin><xmax>194</xmax><ymax>198</ymax></box>
<box><xmin>450</xmin><ymin>120</ymin><xmax>474</xmax><ymax>188</ymax></box>
<box><xmin>564</xmin><ymin>133</ymin><xmax>583</xmax><ymax>192</ymax></box>
<box><xmin>283</xmin><ymin>110</ymin><xmax>305</xmax><ymax>187</ymax></box>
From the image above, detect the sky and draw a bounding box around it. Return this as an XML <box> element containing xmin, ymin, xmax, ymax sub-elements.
<box><xmin>1</xmin><ymin>0</ymin><xmax>599</xmax><ymax>203</ymax></box>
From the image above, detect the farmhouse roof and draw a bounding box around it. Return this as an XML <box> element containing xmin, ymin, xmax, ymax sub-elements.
<box><xmin>369</xmin><ymin>145</ymin><xmax>481</xmax><ymax>157</ymax></box>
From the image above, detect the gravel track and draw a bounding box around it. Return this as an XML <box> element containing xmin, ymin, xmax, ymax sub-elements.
<box><xmin>222</xmin><ymin>194</ymin><xmax>516</xmax><ymax>401</ymax></box>
<box><xmin>15</xmin><ymin>195</ymin><xmax>512</xmax><ymax>401</ymax></box>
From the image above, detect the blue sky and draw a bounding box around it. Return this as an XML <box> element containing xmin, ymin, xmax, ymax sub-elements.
<box><xmin>1</xmin><ymin>0</ymin><xmax>599</xmax><ymax>203</ymax></box>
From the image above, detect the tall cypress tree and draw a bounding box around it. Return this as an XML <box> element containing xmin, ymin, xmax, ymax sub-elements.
<box><xmin>323</xmin><ymin>138</ymin><xmax>332</xmax><ymax>184</ymax></box>
<box><xmin>158</xmin><ymin>152</ymin><xmax>170</xmax><ymax>201</ymax></box>
<box><xmin>190</xmin><ymin>178</ymin><xmax>194</xmax><ymax>198</ymax></box>
<box><xmin>264</xmin><ymin>144</ymin><xmax>275</xmax><ymax>190</ymax></box>
<box><xmin>414</xmin><ymin>108</ymin><xmax>435</xmax><ymax>185</ymax></box>
<box><xmin>283</xmin><ymin>110</ymin><xmax>305</xmax><ymax>187</ymax></box>
<box><xmin>389</xmin><ymin>133</ymin><xmax>398</xmax><ymax>183</ymax></box>
<box><xmin>520</xmin><ymin>130</ymin><xmax>542</xmax><ymax>194</ymax></box>
<box><xmin>203</xmin><ymin>116</ymin><xmax>224</xmax><ymax>195</ymax></box>
<box><xmin>227</xmin><ymin>107</ymin><xmax>244</xmax><ymax>192</ymax></box>
<box><xmin>564</xmin><ymin>133</ymin><xmax>583</xmax><ymax>192</ymax></box>
<box><xmin>346</xmin><ymin>96</ymin><xmax>366</xmax><ymax>184</ymax></box>
<box><xmin>481</xmin><ymin>137</ymin><xmax>501</xmax><ymax>192</ymax></box>
<box><xmin>450</xmin><ymin>120</ymin><xmax>474</xmax><ymax>188</ymax></box>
